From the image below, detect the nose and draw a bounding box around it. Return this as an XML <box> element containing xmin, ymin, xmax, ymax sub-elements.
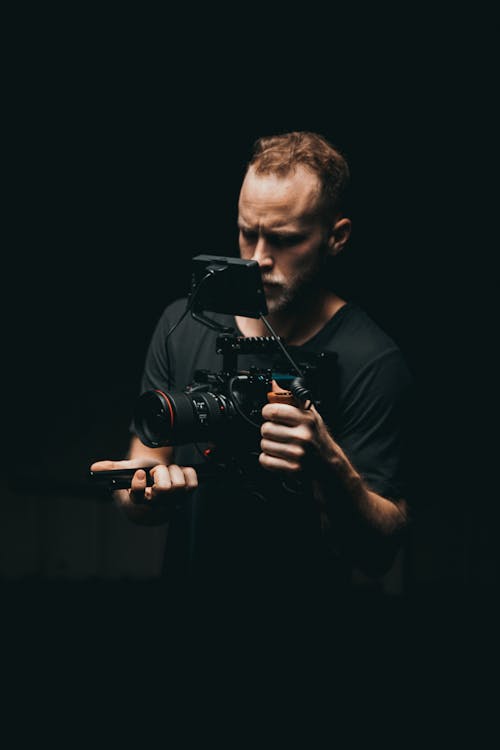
<box><xmin>251</xmin><ymin>237</ymin><xmax>273</xmax><ymax>270</ymax></box>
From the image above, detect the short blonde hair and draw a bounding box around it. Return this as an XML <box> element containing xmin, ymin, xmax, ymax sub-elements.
<box><xmin>248</xmin><ymin>131</ymin><xmax>351</xmax><ymax>220</ymax></box>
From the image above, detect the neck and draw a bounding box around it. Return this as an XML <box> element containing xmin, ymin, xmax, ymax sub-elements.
<box><xmin>235</xmin><ymin>290</ymin><xmax>346</xmax><ymax>346</ymax></box>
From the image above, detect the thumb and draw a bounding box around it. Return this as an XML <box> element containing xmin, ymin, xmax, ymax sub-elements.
<box><xmin>90</xmin><ymin>460</ymin><xmax>118</xmax><ymax>471</ymax></box>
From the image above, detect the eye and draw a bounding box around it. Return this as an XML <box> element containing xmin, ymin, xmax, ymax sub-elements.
<box><xmin>240</xmin><ymin>228</ymin><xmax>258</xmax><ymax>242</ymax></box>
<box><xmin>268</xmin><ymin>233</ymin><xmax>304</xmax><ymax>248</ymax></box>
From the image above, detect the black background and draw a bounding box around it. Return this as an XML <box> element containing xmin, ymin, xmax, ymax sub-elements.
<box><xmin>1</xmin><ymin>10</ymin><xmax>497</xmax><ymax>730</ymax></box>
<box><xmin>3</xmin><ymin>9</ymin><xmax>495</xmax><ymax>605</ymax></box>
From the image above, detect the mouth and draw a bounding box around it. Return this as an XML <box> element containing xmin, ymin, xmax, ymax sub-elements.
<box><xmin>262</xmin><ymin>280</ymin><xmax>281</xmax><ymax>289</ymax></box>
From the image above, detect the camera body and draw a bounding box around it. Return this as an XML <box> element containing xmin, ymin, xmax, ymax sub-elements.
<box><xmin>133</xmin><ymin>331</ymin><xmax>336</xmax><ymax>471</ymax></box>
<box><xmin>90</xmin><ymin>255</ymin><xmax>338</xmax><ymax>491</ymax></box>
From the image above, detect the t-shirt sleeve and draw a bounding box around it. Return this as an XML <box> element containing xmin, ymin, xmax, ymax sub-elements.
<box><xmin>334</xmin><ymin>348</ymin><xmax>415</xmax><ymax>500</ymax></box>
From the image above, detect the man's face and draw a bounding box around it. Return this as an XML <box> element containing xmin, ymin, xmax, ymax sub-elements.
<box><xmin>238</xmin><ymin>165</ymin><xmax>330</xmax><ymax>315</ymax></box>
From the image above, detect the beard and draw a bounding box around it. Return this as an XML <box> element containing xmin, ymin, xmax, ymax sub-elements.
<box><xmin>261</xmin><ymin>256</ymin><xmax>327</xmax><ymax>316</ymax></box>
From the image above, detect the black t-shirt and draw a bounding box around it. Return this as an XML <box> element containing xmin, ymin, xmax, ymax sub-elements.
<box><xmin>132</xmin><ymin>298</ymin><xmax>414</xmax><ymax>597</ymax></box>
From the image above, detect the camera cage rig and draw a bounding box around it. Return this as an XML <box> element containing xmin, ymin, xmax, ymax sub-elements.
<box><xmin>187</xmin><ymin>254</ymin><xmax>321</xmax><ymax>392</ymax></box>
<box><xmin>133</xmin><ymin>255</ymin><xmax>337</xmax><ymax>462</ymax></box>
<box><xmin>90</xmin><ymin>255</ymin><xmax>337</xmax><ymax>492</ymax></box>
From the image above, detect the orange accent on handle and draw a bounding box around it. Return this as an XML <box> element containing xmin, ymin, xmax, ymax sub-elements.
<box><xmin>267</xmin><ymin>380</ymin><xmax>300</xmax><ymax>406</ymax></box>
<box><xmin>267</xmin><ymin>391</ymin><xmax>296</xmax><ymax>405</ymax></box>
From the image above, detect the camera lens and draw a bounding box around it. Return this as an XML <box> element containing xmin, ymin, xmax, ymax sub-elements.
<box><xmin>134</xmin><ymin>388</ymin><xmax>228</xmax><ymax>448</ymax></box>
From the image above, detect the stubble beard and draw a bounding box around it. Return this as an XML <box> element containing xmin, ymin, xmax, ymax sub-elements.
<box><xmin>262</xmin><ymin>259</ymin><xmax>327</xmax><ymax>317</ymax></box>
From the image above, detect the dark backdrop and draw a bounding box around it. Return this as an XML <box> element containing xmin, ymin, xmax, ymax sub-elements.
<box><xmin>2</xmin><ymin>13</ymin><xmax>494</xmax><ymax>609</ymax></box>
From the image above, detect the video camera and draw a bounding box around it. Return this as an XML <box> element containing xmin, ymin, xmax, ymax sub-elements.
<box><xmin>91</xmin><ymin>255</ymin><xmax>337</xmax><ymax>489</ymax></box>
<box><xmin>133</xmin><ymin>255</ymin><xmax>336</xmax><ymax>472</ymax></box>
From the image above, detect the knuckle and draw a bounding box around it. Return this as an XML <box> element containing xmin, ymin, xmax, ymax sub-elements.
<box><xmin>183</xmin><ymin>467</ymin><xmax>197</xmax><ymax>483</ymax></box>
<box><xmin>152</xmin><ymin>482</ymin><xmax>171</xmax><ymax>493</ymax></box>
<box><xmin>269</xmin><ymin>404</ymin><xmax>281</xmax><ymax>420</ymax></box>
<box><xmin>297</xmin><ymin>426</ymin><xmax>313</xmax><ymax>443</ymax></box>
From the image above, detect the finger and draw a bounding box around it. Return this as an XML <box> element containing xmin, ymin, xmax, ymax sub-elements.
<box><xmin>90</xmin><ymin>458</ymin><xmax>155</xmax><ymax>472</ymax></box>
<box><xmin>181</xmin><ymin>466</ymin><xmax>198</xmax><ymax>490</ymax></box>
<box><xmin>259</xmin><ymin>452</ymin><xmax>301</xmax><ymax>473</ymax></box>
<box><xmin>261</xmin><ymin>403</ymin><xmax>304</xmax><ymax>426</ymax></box>
<box><xmin>150</xmin><ymin>464</ymin><xmax>185</xmax><ymax>491</ymax></box>
<box><xmin>149</xmin><ymin>464</ymin><xmax>196</xmax><ymax>494</ymax></box>
<box><xmin>90</xmin><ymin>459</ymin><xmax>124</xmax><ymax>471</ymax></box>
<box><xmin>150</xmin><ymin>464</ymin><xmax>174</xmax><ymax>491</ymax></box>
<box><xmin>163</xmin><ymin>464</ymin><xmax>189</xmax><ymax>491</ymax></box>
<box><xmin>130</xmin><ymin>468</ymin><xmax>148</xmax><ymax>503</ymax></box>
<box><xmin>260</xmin><ymin>422</ymin><xmax>289</xmax><ymax>442</ymax></box>
<box><xmin>261</xmin><ymin>421</ymin><xmax>298</xmax><ymax>443</ymax></box>
<box><xmin>260</xmin><ymin>439</ymin><xmax>305</xmax><ymax>462</ymax></box>
<box><xmin>261</xmin><ymin>421</ymin><xmax>313</xmax><ymax>446</ymax></box>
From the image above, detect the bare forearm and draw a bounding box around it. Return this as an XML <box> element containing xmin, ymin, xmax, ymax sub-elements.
<box><xmin>317</xmin><ymin>449</ymin><xmax>409</xmax><ymax>575</ymax></box>
<box><xmin>259</xmin><ymin>401</ymin><xmax>409</xmax><ymax>574</ymax></box>
<box><xmin>324</xmin><ymin>443</ymin><xmax>408</xmax><ymax>535</ymax></box>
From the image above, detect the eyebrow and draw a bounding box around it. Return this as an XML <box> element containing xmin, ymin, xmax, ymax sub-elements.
<box><xmin>237</xmin><ymin>221</ymin><xmax>303</xmax><ymax>237</ymax></box>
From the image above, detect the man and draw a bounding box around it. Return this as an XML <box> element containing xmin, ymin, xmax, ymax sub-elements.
<box><xmin>91</xmin><ymin>132</ymin><xmax>414</xmax><ymax>603</ymax></box>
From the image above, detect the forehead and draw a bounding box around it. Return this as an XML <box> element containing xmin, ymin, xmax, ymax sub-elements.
<box><xmin>238</xmin><ymin>165</ymin><xmax>321</xmax><ymax>227</ymax></box>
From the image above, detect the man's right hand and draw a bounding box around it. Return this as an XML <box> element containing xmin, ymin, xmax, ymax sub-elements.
<box><xmin>90</xmin><ymin>459</ymin><xmax>198</xmax><ymax>525</ymax></box>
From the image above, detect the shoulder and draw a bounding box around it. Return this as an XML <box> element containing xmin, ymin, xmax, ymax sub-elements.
<box><xmin>155</xmin><ymin>297</ymin><xmax>189</xmax><ymax>328</ymax></box>
<box><xmin>152</xmin><ymin>298</ymin><xmax>203</xmax><ymax>340</ymax></box>
<box><xmin>332</xmin><ymin>304</ymin><xmax>410</xmax><ymax>373</ymax></box>
<box><xmin>315</xmin><ymin>303</ymin><xmax>414</xmax><ymax>408</ymax></box>
<box><xmin>151</xmin><ymin>298</ymin><xmax>235</xmax><ymax>355</ymax></box>
<box><xmin>336</xmin><ymin>304</ymin><xmax>400</xmax><ymax>354</ymax></box>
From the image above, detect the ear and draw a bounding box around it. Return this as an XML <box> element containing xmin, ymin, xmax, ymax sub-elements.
<box><xmin>327</xmin><ymin>218</ymin><xmax>352</xmax><ymax>257</ymax></box>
